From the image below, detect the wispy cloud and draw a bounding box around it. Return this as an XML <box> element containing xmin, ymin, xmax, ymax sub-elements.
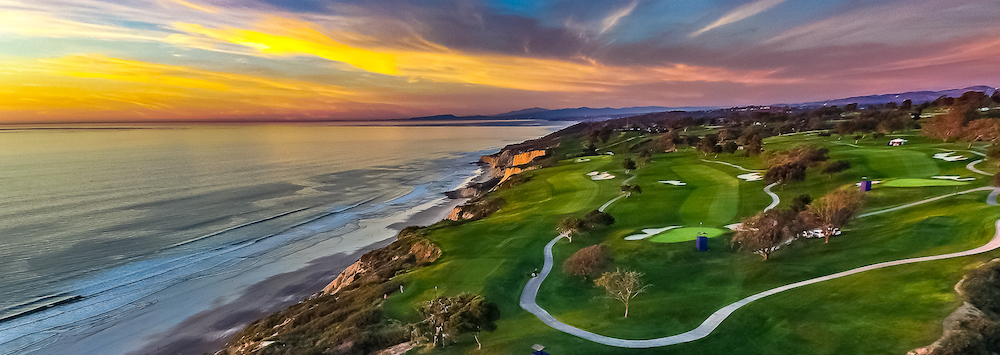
<box><xmin>600</xmin><ymin>1</ymin><xmax>639</xmax><ymax>34</ymax></box>
<box><xmin>690</xmin><ymin>0</ymin><xmax>786</xmax><ymax>37</ymax></box>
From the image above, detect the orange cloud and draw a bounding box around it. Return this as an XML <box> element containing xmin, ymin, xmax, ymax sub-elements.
<box><xmin>172</xmin><ymin>17</ymin><xmax>791</xmax><ymax>93</ymax></box>
<box><xmin>0</xmin><ymin>54</ymin><xmax>378</xmax><ymax>121</ymax></box>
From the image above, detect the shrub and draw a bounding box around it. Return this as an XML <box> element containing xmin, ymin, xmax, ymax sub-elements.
<box><xmin>822</xmin><ymin>160</ymin><xmax>851</xmax><ymax>174</ymax></box>
<box><xmin>563</xmin><ymin>244</ymin><xmax>610</xmax><ymax>279</ymax></box>
<box><xmin>583</xmin><ymin>210</ymin><xmax>615</xmax><ymax>228</ymax></box>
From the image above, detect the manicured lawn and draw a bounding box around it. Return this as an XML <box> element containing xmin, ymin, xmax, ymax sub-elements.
<box><xmin>881</xmin><ymin>178</ymin><xmax>971</xmax><ymax>187</ymax></box>
<box><xmin>648</xmin><ymin>227</ymin><xmax>728</xmax><ymax>243</ymax></box>
<box><xmin>380</xmin><ymin>129</ymin><xmax>1000</xmax><ymax>355</ymax></box>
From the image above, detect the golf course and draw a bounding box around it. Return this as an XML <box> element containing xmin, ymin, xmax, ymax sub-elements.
<box><xmin>375</xmin><ymin>126</ymin><xmax>1000</xmax><ymax>354</ymax></box>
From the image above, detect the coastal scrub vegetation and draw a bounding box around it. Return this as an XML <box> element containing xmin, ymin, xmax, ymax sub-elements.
<box><xmin>562</xmin><ymin>244</ymin><xmax>610</xmax><ymax>280</ymax></box>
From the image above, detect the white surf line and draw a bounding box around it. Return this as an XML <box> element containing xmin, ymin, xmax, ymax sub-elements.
<box><xmin>700</xmin><ymin>159</ymin><xmax>762</xmax><ymax>172</ymax></box>
<box><xmin>521</xmin><ymin>219</ymin><xmax>1000</xmax><ymax>348</ymax></box>
<box><xmin>858</xmin><ymin>187</ymin><xmax>995</xmax><ymax>218</ymax></box>
<box><xmin>967</xmin><ymin>159</ymin><xmax>991</xmax><ymax>176</ymax></box>
<box><xmin>763</xmin><ymin>182</ymin><xmax>780</xmax><ymax>212</ymax></box>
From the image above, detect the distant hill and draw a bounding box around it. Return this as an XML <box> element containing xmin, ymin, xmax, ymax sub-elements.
<box><xmin>409</xmin><ymin>105</ymin><xmax>718</xmax><ymax>121</ymax></box>
<box><xmin>786</xmin><ymin>85</ymin><xmax>999</xmax><ymax>108</ymax></box>
<box><xmin>409</xmin><ymin>85</ymin><xmax>998</xmax><ymax>122</ymax></box>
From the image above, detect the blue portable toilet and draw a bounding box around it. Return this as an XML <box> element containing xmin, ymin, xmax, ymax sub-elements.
<box><xmin>860</xmin><ymin>180</ymin><xmax>872</xmax><ymax>192</ymax></box>
<box><xmin>696</xmin><ymin>236</ymin><xmax>708</xmax><ymax>251</ymax></box>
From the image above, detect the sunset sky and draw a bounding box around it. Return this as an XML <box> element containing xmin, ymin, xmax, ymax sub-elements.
<box><xmin>1</xmin><ymin>0</ymin><xmax>999</xmax><ymax>122</ymax></box>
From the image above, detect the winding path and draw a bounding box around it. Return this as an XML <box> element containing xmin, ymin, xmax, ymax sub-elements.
<box><xmin>521</xmin><ymin>181</ymin><xmax>1000</xmax><ymax>347</ymax></box>
<box><xmin>967</xmin><ymin>159</ymin><xmax>991</xmax><ymax>176</ymax></box>
<box><xmin>763</xmin><ymin>182</ymin><xmax>780</xmax><ymax>212</ymax></box>
<box><xmin>598</xmin><ymin>174</ymin><xmax>637</xmax><ymax>212</ymax></box>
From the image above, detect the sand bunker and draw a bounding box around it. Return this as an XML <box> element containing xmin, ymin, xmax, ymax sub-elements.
<box><xmin>855</xmin><ymin>180</ymin><xmax>882</xmax><ymax>187</ymax></box>
<box><xmin>575</xmin><ymin>158</ymin><xmax>591</xmax><ymax>163</ymax></box>
<box><xmin>932</xmin><ymin>175</ymin><xmax>977</xmax><ymax>182</ymax></box>
<box><xmin>624</xmin><ymin>226</ymin><xmax>680</xmax><ymax>241</ymax></box>
<box><xmin>658</xmin><ymin>180</ymin><xmax>687</xmax><ymax>186</ymax></box>
<box><xmin>738</xmin><ymin>172</ymin><xmax>763</xmax><ymax>181</ymax></box>
<box><xmin>586</xmin><ymin>171</ymin><xmax>600</xmax><ymax>176</ymax></box>
<box><xmin>933</xmin><ymin>152</ymin><xmax>969</xmax><ymax>162</ymax></box>
<box><xmin>590</xmin><ymin>171</ymin><xmax>616</xmax><ymax>180</ymax></box>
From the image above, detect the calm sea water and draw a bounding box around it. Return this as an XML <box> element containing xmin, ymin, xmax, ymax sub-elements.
<box><xmin>0</xmin><ymin>122</ymin><xmax>555</xmax><ymax>354</ymax></box>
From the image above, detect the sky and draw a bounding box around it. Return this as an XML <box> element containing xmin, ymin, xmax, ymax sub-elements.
<box><xmin>1</xmin><ymin>0</ymin><xmax>999</xmax><ymax>122</ymax></box>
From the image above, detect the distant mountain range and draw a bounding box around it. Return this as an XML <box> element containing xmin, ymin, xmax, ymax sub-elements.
<box><xmin>409</xmin><ymin>85</ymin><xmax>998</xmax><ymax>121</ymax></box>
<box><xmin>784</xmin><ymin>85</ymin><xmax>999</xmax><ymax>108</ymax></box>
<box><xmin>408</xmin><ymin>106</ymin><xmax>719</xmax><ymax>121</ymax></box>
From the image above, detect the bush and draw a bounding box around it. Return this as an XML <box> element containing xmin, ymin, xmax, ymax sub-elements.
<box><xmin>583</xmin><ymin>210</ymin><xmax>615</xmax><ymax>228</ymax></box>
<box><xmin>822</xmin><ymin>160</ymin><xmax>851</xmax><ymax>174</ymax></box>
<box><xmin>563</xmin><ymin>244</ymin><xmax>610</xmax><ymax>279</ymax></box>
<box><xmin>765</xmin><ymin>162</ymin><xmax>806</xmax><ymax>183</ymax></box>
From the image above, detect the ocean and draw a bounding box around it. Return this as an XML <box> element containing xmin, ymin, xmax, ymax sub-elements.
<box><xmin>0</xmin><ymin>122</ymin><xmax>557</xmax><ymax>354</ymax></box>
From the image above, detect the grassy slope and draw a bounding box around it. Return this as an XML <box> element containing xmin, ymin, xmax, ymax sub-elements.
<box><xmin>383</xmin><ymin>130</ymin><xmax>1000</xmax><ymax>354</ymax></box>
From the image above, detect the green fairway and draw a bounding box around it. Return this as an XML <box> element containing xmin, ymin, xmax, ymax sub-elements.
<box><xmin>375</xmin><ymin>129</ymin><xmax>1000</xmax><ymax>355</ymax></box>
<box><xmin>881</xmin><ymin>178</ymin><xmax>971</xmax><ymax>187</ymax></box>
<box><xmin>648</xmin><ymin>227</ymin><xmax>729</xmax><ymax>243</ymax></box>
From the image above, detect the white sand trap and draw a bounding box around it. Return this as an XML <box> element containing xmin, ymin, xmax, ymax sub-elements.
<box><xmin>934</xmin><ymin>152</ymin><xmax>969</xmax><ymax>161</ymax></box>
<box><xmin>932</xmin><ymin>175</ymin><xmax>977</xmax><ymax>182</ymax></box>
<box><xmin>606</xmin><ymin>152</ymin><xmax>615</xmax><ymax>155</ymax></box>
<box><xmin>624</xmin><ymin>226</ymin><xmax>680</xmax><ymax>240</ymax></box>
<box><xmin>738</xmin><ymin>172</ymin><xmax>763</xmax><ymax>181</ymax></box>
<box><xmin>591</xmin><ymin>172</ymin><xmax>616</xmax><ymax>180</ymax></box>
<box><xmin>576</xmin><ymin>158</ymin><xmax>591</xmax><ymax>163</ymax></box>
<box><xmin>586</xmin><ymin>171</ymin><xmax>600</xmax><ymax>176</ymax></box>
<box><xmin>658</xmin><ymin>180</ymin><xmax>687</xmax><ymax>186</ymax></box>
<box><xmin>855</xmin><ymin>180</ymin><xmax>882</xmax><ymax>187</ymax></box>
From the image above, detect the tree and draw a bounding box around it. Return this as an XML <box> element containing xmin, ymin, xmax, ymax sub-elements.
<box><xmin>593</xmin><ymin>268</ymin><xmax>650</xmax><ymax>318</ymax></box>
<box><xmin>765</xmin><ymin>162</ymin><xmax>806</xmax><ymax>183</ymax></box>
<box><xmin>731</xmin><ymin>210</ymin><xmax>792</xmax><ymax>260</ymax></box>
<box><xmin>697</xmin><ymin>135</ymin><xmax>719</xmax><ymax>155</ymax></box>
<box><xmin>962</xmin><ymin>119</ymin><xmax>1000</xmax><ymax>148</ymax></box>
<box><xmin>563</xmin><ymin>244</ymin><xmax>610</xmax><ymax>280</ymax></box>
<box><xmin>901</xmin><ymin>99</ymin><xmax>913</xmax><ymax>111</ymax></box>
<box><xmin>723</xmin><ymin>141</ymin><xmax>739</xmax><ymax>154</ymax></box>
<box><xmin>922</xmin><ymin>110</ymin><xmax>966</xmax><ymax>142</ymax></box>
<box><xmin>992</xmin><ymin>91</ymin><xmax>1000</xmax><ymax>104</ymax></box>
<box><xmin>412</xmin><ymin>293</ymin><xmax>500</xmax><ymax>348</ymax></box>
<box><xmin>657</xmin><ymin>130</ymin><xmax>678</xmax><ymax>152</ymax></box>
<box><xmin>790</xmin><ymin>194</ymin><xmax>812</xmax><ymax>213</ymax></box>
<box><xmin>620</xmin><ymin>184</ymin><xmax>642</xmax><ymax>197</ymax></box>
<box><xmin>622</xmin><ymin>157</ymin><xmax>637</xmax><ymax>173</ymax></box>
<box><xmin>583</xmin><ymin>209</ymin><xmax>615</xmax><ymax>228</ymax></box>
<box><xmin>995</xmin><ymin>171</ymin><xmax>1000</xmax><ymax>187</ymax></box>
<box><xmin>803</xmin><ymin>187</ymin><xmax>866</xmax><ymax>243</ymax></box>
<box><xmin>557</xmin><ymin>217</ymin><xmax>584</xmax><ymax>242</ymax></box>
<box><xmin>989</xmin><ymin>144</ymin><xmax>1000</xmax><ymax>167</ymax></box>
<box><xmin>637</xmin><ymin>149</ymin><xmax>652</xmax><ymax>166</ymax></box>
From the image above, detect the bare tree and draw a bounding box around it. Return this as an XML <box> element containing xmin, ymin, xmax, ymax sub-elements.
<box><xmin>962</xmin><ymin>119</ymin><xmax>1000</xmax><ymax>148</ymax></box>
<box><xmin>731</xmin><ymin>210</ymin><xmax>790</xmax><ymax>260</ymax></box>
<box><xmin>594</xmin><ymin>268</ymin><xmax>650</xmax><ymax>318</ymax></box>
<box><xmin>922</xmin><ymin>110</ymin><xmax>966</xmax><ymax>143</ymax></box>
<box><xmin>803</xmin><ymin>187</ymin><xmax>866</xmax><ymax>243</ymax></box>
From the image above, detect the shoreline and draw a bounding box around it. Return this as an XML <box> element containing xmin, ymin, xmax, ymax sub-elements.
<box><xmin>122</xmin><ymin>160</ymin><xmax>489</xmax><ymax>354</ymax></box>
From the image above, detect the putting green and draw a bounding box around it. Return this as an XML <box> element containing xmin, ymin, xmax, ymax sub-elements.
<box><xmin>648</xmin><ymin>227</ymin><xmax>729</xmax><ymax>243</ymax></box>
<box><xmin>880</xmin><ymin>178</ymin><xmax>970</xmax><ymax>187</ymax></box>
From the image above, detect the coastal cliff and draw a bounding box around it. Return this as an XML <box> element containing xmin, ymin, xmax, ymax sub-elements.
<box><xmin>479</xmin><ymin>149</ymin><xmax>548</xmax><ymax>182</ymax></box>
